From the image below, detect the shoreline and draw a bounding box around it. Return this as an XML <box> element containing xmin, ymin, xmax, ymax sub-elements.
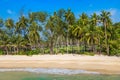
<box><xmin>0</xmin><ymin>68</ymin><xmax>100</xmax><ymax>75</ymax></box>
<box><xmin>0</xmin><ymin>54</ymin><xmax>120</xmax><ymax>74</ymax></box>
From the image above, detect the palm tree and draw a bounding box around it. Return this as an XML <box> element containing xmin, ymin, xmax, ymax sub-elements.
<box><xmin>79</xmin><ymin>13</ymin><xmax>89</xmax><ymax>52</ymax></box>
<box><xmin>100</xmin><ymin>11</ymin><xmax>111</xmax><ymax>55</ymax></box>
<box><xmin>1</xmin><ymin>31</ymin><xmax>10</xmax><ymax>55</ymax></box>
<box><xmin>16</xmin><ymin>16</ymin><xmax>28</xmax><ymax>36</ymax></box>
<box><xmin>29</xmin><ymin>12</ymin><xmax>36</xmax><ymax>23</ymax></box>
<box><xmin>36</xmin><ymin>12</ymin><xmax>48</xmax><ymax>23</ymax></box>
<box><xmin>95</xmin><ymin>27</ymin><xmax>104</xmax><ymax>54</ymax></box>
<box><xmin>72</xmin><ymin>22</ymin><xmax>83</xmax><ymax>53</ymax></box>
<box><xmin>28</xmin><ymin>11</ymin><xmax>48</xmax><ymax>49</ymax></box>
<box><xmin>86</xmin><ymin>13</ymin><xmax>98</xmax><ymax>53</ymax></box>
<box><xmin>56</xmin><ymin>9</ymin><xmax>66</xmax><ymax>54</ymax></box>
<box><xmin>64</xmin><ymin>9</ymin><xmax>75</xmax><ymax>54</ymax></box>
<box><xmin>54</xmin><ymin>11</ymin><xmax>65</xmax><ymax>54</ymax></box>
<box><xmin>45</xmin><ymin>12</ymin><xmax>64</xmax><ymax>54</ymax></box>
<box><xmin>4</xmin><ymin>18</ymin><xmax>15</xmax><ymax>54</ymax></box>
<box><xmin>5</xmin><ymin>18</ymin><xmax>14</xmax><ymax>30</ymax></box>
<box><xmin>0</xmin><ymin>18</ymin><xmax>3</xmax><ymax>27</ymax></box>
<box><xmin>28</xmin><ymin>21</ymin><xmax>41</xmax><ymax>49</ymax></box>
<box><xmin>5</xmin><ymin>18</ymin><xmax>15</xmax><ymax>36</ymax></box>
<box><xmin>0</xmin><ymin>18</ymin><xmax>4</xmax><ymax>39</ymax></box>
<box><xmin>45</xmin><ymin>14</ymin><xmax>56</xmax><ymax>54</ymax></box>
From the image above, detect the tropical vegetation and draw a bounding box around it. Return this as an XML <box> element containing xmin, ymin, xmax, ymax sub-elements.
<box><xmin>0</xmin><ymin>9</ymin><xmax>120</xmax><ymax>56</ymax></box>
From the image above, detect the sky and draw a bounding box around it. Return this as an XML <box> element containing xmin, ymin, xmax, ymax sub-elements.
<box><xmin>0</xmin><ymin>0</ymin><xmax>120</xmax><ymax>22</ymax></box>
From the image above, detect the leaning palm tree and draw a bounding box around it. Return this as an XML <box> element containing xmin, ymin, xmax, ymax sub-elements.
<box><xmin>100</xmin><ymin>11</ymin><xmax>111</xmax><ymax>55</ymax></box>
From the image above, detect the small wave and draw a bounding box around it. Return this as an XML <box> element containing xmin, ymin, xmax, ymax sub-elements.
<box><xmin>0</xmin><ymin>68</ymin><xmax>100</xmax><ymax>75</ymax></box>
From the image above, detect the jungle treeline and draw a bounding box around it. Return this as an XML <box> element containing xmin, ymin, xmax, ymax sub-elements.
<box><xmin>0</xmin><ymin>9</ymin><xmax>120</xmax><ymax>56</ymax></box>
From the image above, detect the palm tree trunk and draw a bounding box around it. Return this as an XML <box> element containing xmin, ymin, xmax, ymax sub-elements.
<box><xmin>50</xmin><ymin>44</ymin><xmax>54</xmax><ymax>54</ymax></box>
<box><xmin>84</xmin><ymin>39</ymin><xmax>86</xmax><ymax>52</ymax></box>
<box><xmin>56</xmin><ymin>37</ymin><xmax>59</xmax><ymax>54</ymax></box>
<box><xmin>13</xmin><ymin>47</ymin><xmax>16</xmax><ymax>55</ymax></box>
<box><xmin>91</xmin><ymin>36</ymin><xmax>95</xmax><ymax>53</ymax></box>
<box><xmin>77</xmin><ymin>39</ymin><xmax>80</xmax><ymax>53</ymax></box>
<box><xmin>66</xmin><ymin>32</ymin><xmax>69</xmax><ymax>54</ymax></box>
<box><xmin>104</xmin><ymin>22</ymin><xmax>109</xmax><ymax>55</ymax></box>
<box><xmin>17</xmin><ymin>47</ymin><xmax>19</xmax><ymax>54</ymax></box>
<box><xmin>50</xmin><ymin>38</ymin><xmax>54</xmax><ymax>54</ymax></box>
<box><xmin>71</xmin><ymin>39</ymin><xmax>73</xmax><ymax>54</ymax></box>
<box><xmin>98</xmin><ymin>38</ymin><xmax>101</xmax><ymax>55</ymax></box>
<box><xmin>6</xmin><ymin>47</ymin><xmax>9</xmax><ymax>55</ymax></box>
<box><xmin>107</xmin><ymin>44</ymin><xmax>110</xmax><ymax>56</ymax></box>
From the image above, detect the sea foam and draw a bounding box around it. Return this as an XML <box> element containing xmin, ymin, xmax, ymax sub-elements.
<box><xmin>0</xmin><ymin>68</ymin><xmax>100</xmax><ymax>75</ymax></box>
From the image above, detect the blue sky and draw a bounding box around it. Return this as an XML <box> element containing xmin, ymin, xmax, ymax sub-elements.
<box><xmin>0</xmin><ymin>0</ymin><xmax>120</xmax><ymax>22</ymax></box>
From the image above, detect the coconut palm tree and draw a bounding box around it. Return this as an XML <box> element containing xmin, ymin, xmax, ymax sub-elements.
<box><xmin>5</xmin><ymin>18</ymin><xmax>14</xmax><ymax>30</ymax></box>
<box><xmin>45</xmin><ymin>15</ymin><xmax>56</xmax><ymax>54</ymax></box>
<box><xmin>71</xmin><ymin>22</ymin><xmax>83</xmax><ymax>53</ymax></box>
<box><xmin>4</xmin><ymin>18</ymin><xmax>15</xmax><ymax>54</ymax></box>
<box><xmin>86</xmin><ymin>13</ymin><xmax>98</xmax><ymax>53</ymax></box>
<box><xmin>64</xmin><ymin>9</ymin><xmax>75</xmax><ymax>54</ymax></box>
<box><xmin>16</xmin><ymin>16</ymin><xmax>28</xmax><ymax>36</ymax></box>
<box><xmin>79</xmin><ymin>13</ymin><xmax>89</xmax><ymax>52</ymax></box>
<box><xmin>5</xmin><ymin>18</ymin><xmax>15</xmax><ymax>36</ymax></box>
<box><xmin>0</xmin><ymin>18</ymin><xmax>4</xmax><ymax>39</ymax></box>
<box><xmin>28</xmin><ymin>21</ymin><xmax>41</xmax><ymax>48</ymax></box>
<box><xmin>100</xmin><ymin>11</ymin><xmax>111</xmax><ymax>55</ymax></box>
<box><xmin>45</xmin><ymin>12</ymin><xmax>63</xmax><ymax>54</ymax></box>
<box><xmin>0</xmin><ymin>18</ymin><xmax>3</xmax><ymax>27</ymax></box>
<box><xmin>1</xmin><ymin>31</ymin><xmax>10</xmax><ymax>55</ymax></box>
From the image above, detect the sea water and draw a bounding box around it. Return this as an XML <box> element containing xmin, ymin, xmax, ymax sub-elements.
<box><xmin>0</xmin><ymin>68</ymin><xmax>120</xmax><ymax>80</ymax></box>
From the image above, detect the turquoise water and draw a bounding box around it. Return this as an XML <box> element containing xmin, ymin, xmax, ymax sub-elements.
<box><xmin>0</xmin><ymin>68</ymin><xmax>120</xmax><ymax>80</ymax></box>
<box><xmin>0</xmin><ymin>71</ymin><xmax>120</xmax><ymax>80</ymax></box>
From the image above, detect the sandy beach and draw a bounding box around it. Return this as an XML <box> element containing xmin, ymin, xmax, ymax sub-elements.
<box><xmin>0</xmin><ymin>54</ymin><xmax>120</xmax><ymax>74</ymax></box>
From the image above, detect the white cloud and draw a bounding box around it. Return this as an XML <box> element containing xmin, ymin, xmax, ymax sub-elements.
<box><xmin>107</xmin><ymin>8</ymin><xmax>117</xmax><ymax>16</ymax></box>
<box><xmin>7</xmin><ymin>9</ymin><xmax>14</xmax><ymax>14</ymax></box>
<box><xmin>88</xmin><ymin>8</ymin><xmax>120</xmax><ymax>22</ymax></box>
<box><xmin>107</xmin><ymin>8</ymin><xmax>120</xmax><ymax>22</ymax></box>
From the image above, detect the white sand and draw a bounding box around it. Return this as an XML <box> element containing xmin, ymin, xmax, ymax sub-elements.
<box><xmin>0</xmin><ymin>54</ymin><xmax>120</xmax><ymax>74</ymax></box>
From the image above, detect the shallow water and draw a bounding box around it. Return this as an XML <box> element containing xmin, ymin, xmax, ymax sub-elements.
<box><xmin>0</xmin><ymin>69</ymin><xmax>120</xmax><ymax>80</ymax></box>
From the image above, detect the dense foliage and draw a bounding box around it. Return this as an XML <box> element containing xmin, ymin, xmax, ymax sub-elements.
<box><xmin>0</xmin><ymin>9</ymin><xmax>120</xmax><ymax>56</ymax></box>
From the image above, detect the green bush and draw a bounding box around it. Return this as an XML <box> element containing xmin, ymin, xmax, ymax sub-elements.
<box><xmin>0</xmin><ymin>49</ymin><xmax>4</xmax><ymax>55</ymax></box>
<box><xmin>44</xmin><ymin>48</ymin><xmax>50</xmax><ymax>54</ymax></box>
<box><xmin>83</xmin><ymin>52</ymin><xmax>95</xmax><ymax>56</ymax></box>
<box><xmin>25</xmin><ymin>49</ymin><xmax>40</xmax><ymax>56</ymax></box>
<box><xmin>18</xmin><ymin>51</ymin><xmax>25</xmax><ymax>55</ymax></box>
<box><xmin>111</xmin><ymin>49</ymin><xmax>120</xmax><ymax>56</ymax></box>
<box><xmin>59</xmin><ymin>48</ymin><xmax>65</xmax><ymax>55</ymax></box>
